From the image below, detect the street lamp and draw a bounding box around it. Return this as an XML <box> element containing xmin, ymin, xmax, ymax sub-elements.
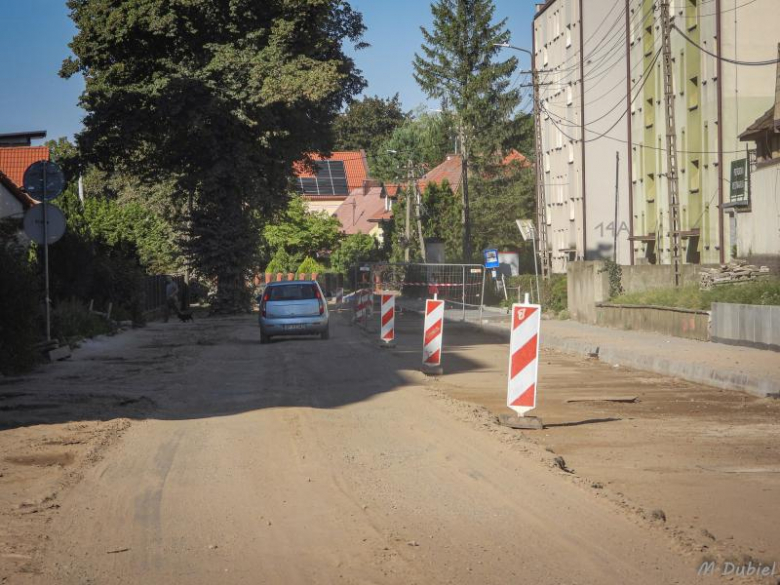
<box><xmin>493</xmin><ymin>42</ymin><xmax>533</xmax><ymax>58</ymax></box>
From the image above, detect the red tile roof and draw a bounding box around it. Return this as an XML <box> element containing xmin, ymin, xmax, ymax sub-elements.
<box><xmin>0</xmin><ymin>146</ymin><xmax>50</xmax><ymax>189</ymax></box>
<box><xmin>294</xmin><ymin>150</ymin><xmax>369</xmax><ymax>198</ymax></box>
<box><xmin>502</xmin><ymin>149</ymin><xmax>532</xmax><ymax>168</ymax></box>
<box><xmin>334</xmin><ymin>183</ymin><xmax>387</xmax><ymax>235</ymax></box>
<box><xmin>417</xmin><ymin>154</ymin><xmax>462</xmax><ymax>194</ymax></box>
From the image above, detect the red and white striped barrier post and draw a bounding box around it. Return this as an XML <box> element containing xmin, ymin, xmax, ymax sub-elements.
<box><xmin>503</xmin><ymin>301</ymin><xmax>543</xmax><ymax>428</ymax></box>
<box><xmin>354</xmin><ymin>289</ymin><xmax>367</xmax><ymax>323</ymax></box>
<box><xmin>379</xmin><ymin>293</ymin><xmax>395</xmax><ymax>346</ymax></box>
<box><xmin>422</xmin><ymin>299</ymin><xmax>444</xmax><ymax>375</ymax></box>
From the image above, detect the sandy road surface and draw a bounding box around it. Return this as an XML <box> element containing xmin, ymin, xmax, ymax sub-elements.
<box><xmin>1</xmin><ymin>312</ymin><xmax>749</xmax><ymax>584</ymax></box>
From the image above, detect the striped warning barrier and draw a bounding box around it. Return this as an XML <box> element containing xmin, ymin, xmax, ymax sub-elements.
<box><xmin>507</xmin><ymin>302</ymin><xmax>541</xmax><ymax>416</ymax></box>
<box><xmin>422</xmin><ymin>299</ymin><xmax>444</xmax><ymax>374</ymax></box>
<box><xmin>355</xmin><ymin>289</ymin><xmax>370</xmax><ymax>323</ymax></box>
<box><xmin>380</xmin><ymin>294</ymin><xmax>395</xmax><ymax>344</ymax></box>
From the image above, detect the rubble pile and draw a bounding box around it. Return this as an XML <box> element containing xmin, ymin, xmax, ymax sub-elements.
<box><xmin>699</xmin><ymin>261</ymin><xmax>771</xmax><ymax>288</ymax></box>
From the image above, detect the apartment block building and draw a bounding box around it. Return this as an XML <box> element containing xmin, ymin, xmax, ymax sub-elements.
<box><xmin>533</xmin><ymin>0</ymin><xmax>778</xmax><ymax>273</ymax></box>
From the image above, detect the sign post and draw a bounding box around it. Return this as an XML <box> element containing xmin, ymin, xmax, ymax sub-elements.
<box><xmin>499</xmin><ymin>301</ymin><xmax>543</xmax><ymax>430</ymax></box>
<box><xmin>516</xmin><ymin>219</ymin><xmax>541</xmax><ymax>306</ymax></box>
<box><xmin>23</xmin><ymin>161</ymin><xmax>66</xmax><ymax>342</ymax></box>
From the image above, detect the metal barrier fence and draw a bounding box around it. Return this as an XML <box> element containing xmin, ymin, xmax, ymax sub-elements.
<box><xmin>350</xmin><ymin>263</ymin><xmax>487</xmax><ymax>325</ymax></box>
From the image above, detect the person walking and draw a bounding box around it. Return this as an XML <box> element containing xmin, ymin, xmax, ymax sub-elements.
<box><xmin>164</xmin><ymin>277</ymin><xmax>179</xmax><ymax>322</ymax></box>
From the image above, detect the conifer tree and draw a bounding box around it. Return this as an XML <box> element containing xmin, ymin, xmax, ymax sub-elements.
<box><xmin>414</xmin><ymin>0</ymin><xmax>520</xmax><ymax>260</ymax></box>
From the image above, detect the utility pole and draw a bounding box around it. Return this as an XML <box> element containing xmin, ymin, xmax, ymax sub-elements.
<box><xmin>405</xmin><ymin>159</ymin><xmax>413</xmax><ymax>262</ymax></box>
<box><xmin>532</xmin><ymin>66</ymin><xmax>550</xmax><ymax>280</ymax></box>
<box><xmin>613</xmin><ymin>152</ymin><xmax>620</xmax><ymax>262</ymax></box>
<box><xmin>459</xmin><ymin>124</ymin><xmax>472</xmax><ymax>262</ymax></box>
<box><xmin>413</xmin><ymin>173</ymin><xmax>427</xmax><ymax>262</ymax></box>
<box><xmin>660</xmin><ymin>0</ymin><xmax>682</xmax><ymax>286</ymax></box>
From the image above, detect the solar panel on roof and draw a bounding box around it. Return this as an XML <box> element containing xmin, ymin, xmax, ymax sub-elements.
<box><xmin>297</xmin><ymin>159</ymin><xmax>349</xmax><ymax>196</ymax></box>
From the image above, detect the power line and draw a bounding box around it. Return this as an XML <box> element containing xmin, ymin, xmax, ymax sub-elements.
<box><xmin>672</xmin><ymin>24</ymin><xmax>780</xmax><ymax>66</ymax></box>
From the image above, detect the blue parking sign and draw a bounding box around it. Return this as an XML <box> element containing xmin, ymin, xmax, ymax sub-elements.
<box><xmin>483</xmin><ymin>249</ymin><xmax>499</xmax><ymax>268</ymax></box>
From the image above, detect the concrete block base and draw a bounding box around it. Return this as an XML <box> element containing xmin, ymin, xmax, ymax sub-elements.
<box><xmin>421</xmin><ymin>364</ymin><xmax>443</xmax><ymax>376</ymax></box>
<box><xmin>498</xmin><ymin>414</ymin><xmax>543</xmax><ymax>430</ymax></box>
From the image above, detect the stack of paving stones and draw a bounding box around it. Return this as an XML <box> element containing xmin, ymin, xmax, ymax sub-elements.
<box><xmin>699</xmin><ymin>261</ymin><xmax>771</xmax><ymax>288</ymax></box>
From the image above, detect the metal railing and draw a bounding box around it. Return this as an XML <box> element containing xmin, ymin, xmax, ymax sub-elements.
<box><xmin>349</xmin><ymin>262</ymin><xmax>487</xmax><ymax>325</ymax></box>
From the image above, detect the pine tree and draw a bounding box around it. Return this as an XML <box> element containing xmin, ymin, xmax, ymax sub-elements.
<box><xmin>413</xmin><ymin>0</ymin><xmax>520</xmax><ymax>260</ymax></box>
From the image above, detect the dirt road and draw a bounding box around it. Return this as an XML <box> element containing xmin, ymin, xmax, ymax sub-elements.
<box><xmin>0</xmin><ymin>311</ymin><xmax>771</xmax><ymax>584</ymax></box>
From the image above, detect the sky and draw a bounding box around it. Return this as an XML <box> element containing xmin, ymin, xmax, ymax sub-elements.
<box><xmin>0</xmin><ymin>0</ymin><xmax>535</xmax><ymax>143</ymax></box>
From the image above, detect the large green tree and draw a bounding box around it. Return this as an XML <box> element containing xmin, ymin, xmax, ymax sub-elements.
<box><xmin>333</xmin><ymin>94</ymin><xmax>407</xmax><ymax>155</ymax></box>
<box><xmin>62</xmin><ymin>0</ymin><xmax>366</xmax><ymax>312</ymax></box>
<box><xmin>263</xmin><ymin>195</ymin><xmax>342</xmax><ymax>260</ymax></box>
<box><xmin>413</xmin><ymin>0</ymin><xmax>520</xmax><ymax>260</ymax></box>
<box><xmin>370</xmin><ymin>109</ymin><xmax>455</xmax><ymax>183</ymax></box>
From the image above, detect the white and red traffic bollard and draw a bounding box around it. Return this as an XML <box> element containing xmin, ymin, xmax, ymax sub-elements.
<box><xmin>421</xmin><ymin>299</ymin><xmax>444</xmax><ymax>375</ymax></box>
<box><xmin>500</xmin><ymin>301</ymin><xmax>543</xmax><ymax>429</ymax></box>
<box><xmin>379</xmin><ymin>293</ymin><xmax>395</xmax><ymax>347</ymax></box>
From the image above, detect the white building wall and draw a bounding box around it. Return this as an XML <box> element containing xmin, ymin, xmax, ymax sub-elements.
<box><xmin>0</xmin><ymin>183</ymin><xmax>24</xmax><ymax>220</ymax></box>
<box><xmin>535</xmin><ymin>0</ymin><xmax>585</xmax><ymax>274</ymax></box>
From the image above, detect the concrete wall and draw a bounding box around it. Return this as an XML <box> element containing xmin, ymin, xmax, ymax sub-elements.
<box><xmin>711</xmin><ymin>302</ymin><xmax>780</xmax><ymax>352</ymax></box>
<box><xmin>596</xmin><ymin>304</ymin><xmax>710</xmax><ymax>341</ymax></box>
<box><xmin>620</xmin><ymin>263</ymin><xmax>711</xmax><ymax>294</ymax></box>
<box><xmin>568</xmin><ymin>261</ymin><xmax>713</xmax><ymax>324</ymax></box>
<box><xmin>567</xmin><ymin>261</ymin><xmax>610</xmax><ymax>323</ymax></box>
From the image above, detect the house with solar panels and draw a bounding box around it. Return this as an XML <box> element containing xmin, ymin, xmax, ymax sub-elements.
<box><xmin>293</xmin><ymin>150</ymin><xmax>369</xmax><ymax>216</ymax></box>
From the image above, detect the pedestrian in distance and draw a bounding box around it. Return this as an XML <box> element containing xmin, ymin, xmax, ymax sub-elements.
<box><xmin>163</xmin><ymin>276</ymin><xmax>180</xmax><ymax>323</ymax></box>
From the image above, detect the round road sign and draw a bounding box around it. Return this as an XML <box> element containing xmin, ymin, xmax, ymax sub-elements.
<box><xmin>23</xmin><ymin>161</ymin><xmax>65</xmax><ymax>202</ymax></box>
<box><xmin>23</xmin><ymin>204</ymin><xmax>67</xmax><ymax>245</ymax></box>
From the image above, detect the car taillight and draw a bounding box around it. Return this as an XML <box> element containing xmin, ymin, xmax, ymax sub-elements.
<box><xmin>313</xmin><ymin>285</ymin><xmax>325</xmax><ymax>315</ymax></box>
<box><xmin>261</xmin><ymin>290</ymin><xmax>270</xmax><ymax>317</ymax></box>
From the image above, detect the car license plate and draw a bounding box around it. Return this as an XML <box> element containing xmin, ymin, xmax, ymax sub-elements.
<box><xmin>284</xmin><ymin>324</ymin><xmax>306</xmax><ymax>331</ymax></box>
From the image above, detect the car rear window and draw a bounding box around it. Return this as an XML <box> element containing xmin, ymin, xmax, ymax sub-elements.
<box><xmin>268</xmin><ymin>284</ymin><xmax>318</xmax><ymax>301</ymax></box>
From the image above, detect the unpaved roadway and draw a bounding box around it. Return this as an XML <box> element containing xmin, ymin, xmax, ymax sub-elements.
<box><xmin>1</xmin><ymin>310</ymin><xmax>776</xmax><ymax>584</ymax></box>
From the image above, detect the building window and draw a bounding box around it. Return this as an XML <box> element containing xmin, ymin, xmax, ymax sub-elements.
<box><xmin>688</xmin><ymin>75</ymin><xmax>699</xmax><ymax>110</ymax></box>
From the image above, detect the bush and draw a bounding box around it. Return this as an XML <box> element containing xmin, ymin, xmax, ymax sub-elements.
<box><xmin>503</xmin><ymin>273</ymin><xmax>567</xmax><ymax>313</ymax></box>
<box><xmin>52</xmin><ymin>299</ymin><xmax>115</xmax><ymax>346</ymax></box>
<box><xmin>330</xmin><ymin>233</ymin><xmax>380</xmax><ymax>275</ymax></box>
<box><xmin>297</xmin><ymin>256</ymin><xmax>326</xmax><ymax>276</ymax></box>
<box><xmin>265</xmin><ymin>248</ymin><xmax>295</xmax><ymax>274</ymax></box>
<box><xmin>0</xmin><ymin>235</ymin><xmax>42</xmax><ymax>374</ymax></box>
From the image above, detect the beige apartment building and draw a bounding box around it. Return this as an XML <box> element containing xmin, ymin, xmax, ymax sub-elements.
<box><xmin>533</xmin><ymin>0</ymin><xmax>779</xmax><ymax>273</ymax></box>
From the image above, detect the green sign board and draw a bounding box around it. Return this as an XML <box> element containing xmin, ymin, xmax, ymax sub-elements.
<box><xmin>729</xmin><ymin>158</ymin><xmax>749</xmax><ymax>204</ymax></box>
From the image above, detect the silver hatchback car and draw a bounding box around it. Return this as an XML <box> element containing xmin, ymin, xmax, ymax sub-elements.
<box><xmin>258</xmin><ymin>281</ymin><xmax>329</xmax><ymax>343</ymax></box>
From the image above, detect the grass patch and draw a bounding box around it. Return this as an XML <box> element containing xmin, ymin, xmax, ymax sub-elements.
<box><xmin>610</xmin><ymin>278</ymin><xmax>780</xmax><ymax>310</ymax></box>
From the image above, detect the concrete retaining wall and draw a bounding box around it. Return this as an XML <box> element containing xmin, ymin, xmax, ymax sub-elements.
<box><xmin>711</xmin><ymin>303</ymin><xmax>780</xmax><ymax>352</ymax></box>
<box><xmin>567</xmin><ymin>261</ymin><xmax>610</xmax><ymax>324</ymax></box>
<box><xmin>596</xmin><ymin>304</ymin><xmax>710</xmax><ymax>341</ymax></box>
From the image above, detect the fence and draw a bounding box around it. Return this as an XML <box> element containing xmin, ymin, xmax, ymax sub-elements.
<box><xmin>349</xmin><ymin>262</ymin><xmax>487</xmax><ymax>326</ymax></box>
<box><xmin>142</xmin><ymin>274</ymin><xmax>185</xmax><ymax>314</ymax></box>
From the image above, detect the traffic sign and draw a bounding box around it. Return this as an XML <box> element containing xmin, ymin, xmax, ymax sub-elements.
<box><xmin>516</xmin><ymin>219</ymin><xmax>537</xmax><ymax>242</ymax></box>
<box><xmin>23</xmin><ymin>161</ymin><xmax>65</xmax><ymax>202</ymax></box>
<box><xmin>483</xmin><ymin>248</ymin><xmax>499</xmax><ymax>268</ymax></box>
<box><xmin>23</xmin><ymin>204</ymin><xmax>67</xmax><ymax>245</ymax></box>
